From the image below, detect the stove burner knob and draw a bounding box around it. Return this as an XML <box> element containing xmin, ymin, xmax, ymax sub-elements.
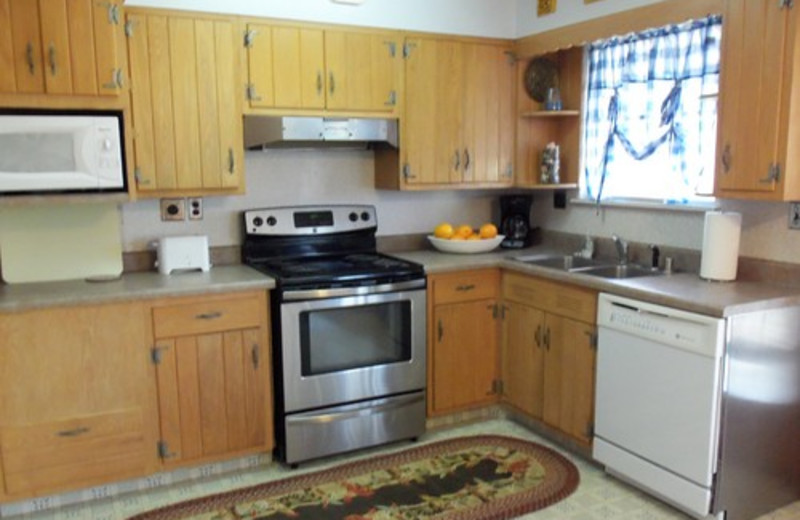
<box><xmin>349</xmin><ymin>212</ymin><xmax>358</xmax><ymax>222</ymax></box>
<box><xmin>360</xmin><ymin>211</ymin><xmax>370</xmax><ymax>221</ymax></box>
<box><xmin>252</xmin><ymin>217</ymin><xmax>264</xmax><ymax>227</ymax></box>
<box><xmin>266</xmin><ymin>216</ymin><xmax>277</xmax><ymax>226</ymax></box>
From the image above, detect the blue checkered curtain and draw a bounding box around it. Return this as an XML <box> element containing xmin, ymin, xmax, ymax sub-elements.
<box><xmin>582</xmin><ymin>15</ymin><xmax>722</xmax><ymax>202</ymax></box>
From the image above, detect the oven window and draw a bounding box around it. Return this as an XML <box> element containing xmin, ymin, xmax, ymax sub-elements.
<box><xmin>0</xmin><ymin>133</ymin><xmax>75</xmax><ymax>172</ymax></box>
<box><xmin>299</xmin><ymin>301</ymin><xmax>412</xmax><ymax>375</ymax></box>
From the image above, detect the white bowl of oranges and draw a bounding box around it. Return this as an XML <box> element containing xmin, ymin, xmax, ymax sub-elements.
<box><xmin>427</xmin><ymin>223</ymin><xmax>504</xmax><ymax>254</ymax></box>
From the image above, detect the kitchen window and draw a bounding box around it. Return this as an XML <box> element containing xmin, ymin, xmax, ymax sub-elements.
<box><xmin>580</xmin><ymin>15</ymin><xmax>722</xmax><ymax>206</ymax></box>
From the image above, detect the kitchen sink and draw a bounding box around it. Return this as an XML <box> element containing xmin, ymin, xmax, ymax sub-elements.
<box><xmin>513</xmin><ymin>254</ymin><xmax>609</xmax><ymax>271</ymax></box>
<box><xmin>578</xmin><ymin>263</ymin><xmax>662</xmax><ymax>279</ymax></box>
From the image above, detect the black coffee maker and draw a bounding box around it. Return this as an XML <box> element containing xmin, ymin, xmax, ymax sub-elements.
<box><xmin>500</xmin><ymin>195</ymin><xmax>533</xmax><ymax>249</ymax></box>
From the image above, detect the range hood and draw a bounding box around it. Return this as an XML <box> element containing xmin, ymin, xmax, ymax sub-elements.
<box><xmin>243</xmin><ymin>116</ymin><xmax>398</xmax><ymax>149</ymax></box>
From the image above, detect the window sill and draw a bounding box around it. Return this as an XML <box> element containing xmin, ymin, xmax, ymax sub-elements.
<box><xmin>570</xmin><ymin>197</ymin><xmax>720</xmax><ymax>213</ymax></box>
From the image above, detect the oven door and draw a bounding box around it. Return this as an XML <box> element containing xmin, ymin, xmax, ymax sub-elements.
<box><xmin>280</xmin><ymin>286</ymin><xmax>426</xmax><ymax>413</ymax></box>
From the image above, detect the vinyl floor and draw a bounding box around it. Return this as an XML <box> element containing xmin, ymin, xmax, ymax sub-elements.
<box><xmin>1</xmin><ymin>419</ymin><xmax>798</xmax><ymax>520</ymax></box>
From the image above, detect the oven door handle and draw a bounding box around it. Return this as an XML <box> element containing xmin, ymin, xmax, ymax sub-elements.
<box><xmin>288</xmin><ymin>393</ymin><xmax>424</xmax><ymax>424</ymax></box>
<box><xmin>282</xmin><ymin>279</ymin><xmax>426</xmax><ymax>301</ymax></box>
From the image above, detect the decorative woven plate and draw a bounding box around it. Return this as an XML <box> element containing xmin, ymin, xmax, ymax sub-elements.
<box><xmin>524</xmin><ymin>57</ymin><xmax>559</xmax><ymax>102</ymax></box>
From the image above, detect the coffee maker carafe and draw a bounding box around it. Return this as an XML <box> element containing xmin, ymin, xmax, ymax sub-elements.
<box><xmin>500</xmin><ymin>195</ymin><xmax>533</xmax><ymax>249</ymax></box>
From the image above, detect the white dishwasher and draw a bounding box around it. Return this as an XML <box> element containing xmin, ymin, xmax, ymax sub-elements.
<box><xmin>593</xmin><ymin>293</ymin><xmax>726</xmax><ymax>520</ymax></box>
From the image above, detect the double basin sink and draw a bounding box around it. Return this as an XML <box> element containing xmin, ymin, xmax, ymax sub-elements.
<box><xmin>514</xmin><ymin>254</ymin><xmax>663</xmax><ymax>280</ymax></box>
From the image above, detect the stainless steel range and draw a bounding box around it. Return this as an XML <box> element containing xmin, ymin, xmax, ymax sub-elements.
<box><xmin>242</xmin><ymin>205</ymin><xmax>427</xmax><ymax>466</ymax></box>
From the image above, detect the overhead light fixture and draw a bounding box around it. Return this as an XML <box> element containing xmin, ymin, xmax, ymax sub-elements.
<box><xmin>331</xmin><ymin>0</ymin><xmax>366</xmax><ymax>4</ymax></box>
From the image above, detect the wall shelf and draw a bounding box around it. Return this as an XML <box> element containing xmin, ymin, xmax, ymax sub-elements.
<box><xmin>520</xmin><ymin>110</ymin><xmax>580</xmax><ymax>118</ymax></box>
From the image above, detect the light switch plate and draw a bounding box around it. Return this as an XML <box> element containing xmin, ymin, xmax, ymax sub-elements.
<box><xmin>790</xmin><ymin>203</ymin><xmax>800</xmax><ymax>230</ymax></box>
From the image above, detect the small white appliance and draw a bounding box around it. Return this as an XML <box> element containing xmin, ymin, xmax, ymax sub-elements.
<box><xmin>156</xmin><ymin>236</ymin><xmax>211</xmax><ymax>275</ymax></box>
<box><xmin>0</xmin><ymin>110</ymin><xmax>126</xmax><ymax>195</ymax></box>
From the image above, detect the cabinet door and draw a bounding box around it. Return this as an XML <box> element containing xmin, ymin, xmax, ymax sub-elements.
<box><xmin>403</xmin><ymin>37</ymin><xmax>464</xmax><ymax>185</ymax></box>
<box><xmin>325</xmin><ymin>30</ymin><xmax>398</xmax><ymax>112</ymax></box>
<box><xmin>39</xmin><ymin>0</ymin><xmax>73</xmax><ymax>94</ymax></box>
<box><xmin>0</xmin><ymin>302</ymin><xmax>158</xmax><ymax>498</ymax></box>
<box><xmin>247</xmin><ymin>25</ymin><xmax>325</xmax><ymax>109</ymax></box>
<box><xmin>544</xmin><ymin>314</ymin><xmax>596</xmax><ymax>444</ymax></box>
<box><xmin>1</xmin><ymin>0</ymin><xmax>45</xmax><ymax>94</ymax></box>
<box><xmin>462</xmin><ymin>42</ymin><xmax>514</xmax><ymax>185</ymax></box>
<box><xmin>127</xmin><ymin>11</ymin><xmax>243</xmax><ymax>195</ymax></box>
<box><xmin>716</xmin><ymin>0</ymin><xmax>786</xmax><ymax>195</ymax></box>
<box><xmin>431</xmin><ymin>299</ymin><xmax>498</xmax><ymax>413</ymax></box>
<box><xmin>154</xmin><ymin>328</ymin><xmax>270</xmax><ymax>464</ymax></box>
<box><xmin>501</xmin><ymin>301</ymin><xmax>545</xmax><ymax>418</ymax></box>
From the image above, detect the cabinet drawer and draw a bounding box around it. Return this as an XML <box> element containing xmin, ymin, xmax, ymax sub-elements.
<box><xmin>432</xmin><ymin>269</ymin><xmax>499</xmax><ymax>304</ymax></box>
<box><xmin>0</xmin><ymin>409</ymin><xmax>147</xmax><ymax>496</ymax></box>
<box><xmin>153</xmin><ymin>293</ymin><xmax>264</xmax><ymax>338</ymax></box>
<box><xmin>503</xmin><ymin>273</ymin><xmax>596</xmax><ymax>324</ymax></box>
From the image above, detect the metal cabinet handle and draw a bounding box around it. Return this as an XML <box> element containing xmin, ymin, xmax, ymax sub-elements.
<box><xmin>251</xmin><ymin>343</ymin><xmax>260</xmax><ymax>369</ymax></box>
<box><xmin>453</xmin><ymin>150</ymin><xmax>460</xmax><ymax>171</ymax></box>
<box><xmin>437</xmin><ymin>319</ymin><xmax>443</xmax><ymax>342</ymax></box>
<box><xmin>102</xmin><ymin>68</ymin><xmax>123</xmax><ymax>90</ymax></box>
<box><xmin>57</xmin><ymin>427</ymin><xmax>90</xmax><ymax>438</ymax></box>
<box><xmin>721</xmin><ymin>144</ymin><xmax>732</xmax><ymax>173</ymax></box>
<box><xmin>543</xmin><ymin>328</ymin><xmax>551</xmax><ymax>350</ymax></box>
<box><xmin>48</xmin><ymin>43</ymin><xmax>57</xmax><ymax>76</ymax></box>
<box><xmin>534</xmin><ymin>324</ymin><xmax>542</xmax><ymax>348</ymax></box>
<box><xmin>316</xmin><ymin>71</ymin><xmax>323</xmax><ymax>96</ymax></box>
<box><xmin>463</xmin><ymin>148</ymin><xmax>471</xmax><ymax>171</ymax></box>
<box><xmin>384</xmin><ymin>90</ymin><xmax>396</xmax><ymax>106</ymax></box>
<box><xmin>759</xmin><ymin>164</ymin><xmax>780</xmax><ymax>184</ymax></box>
<box><xmin>195</xmin><ymin>311</ymin><xmax>222</xmax><ymax>320</ymax></box>
<box><xmin>108</xmin><ymin>3</ymin><xmax>120</xmax><ymax>24</ymax></box>
<box><xmin>228</xmin><ymin>148</ymin><xmax>235</xmax><ymax>174</ymax></box>
<box><xmin>246</xmin><ymin>84</ymin><xmax>262</xmax><ymax>102</ymax></box>
<box><xmin>329</xmin><ymin>71</ymin><xmax>335</xmax><ymax>95</ymax></box>
<box><xmin>455</xmin><ymin>284</ymin><xmax>475</xmax><ymax>292</ymax></box>
<box><xmin>25</xmin><ymin>42</ymin><xmax>35</xmax><ymax>75</ymax></box>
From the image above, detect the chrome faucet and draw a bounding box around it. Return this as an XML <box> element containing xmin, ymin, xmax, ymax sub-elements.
<box><xmin>612</xmin><ymin>234</ymin><xmax>628</xmax><ymax>264</ymax></box>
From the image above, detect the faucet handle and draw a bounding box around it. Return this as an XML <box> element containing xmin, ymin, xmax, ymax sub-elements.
<box><xmin>649</xmin><ymin>244</ymin><xmax>660</xmax><ymax>270</ymax></box>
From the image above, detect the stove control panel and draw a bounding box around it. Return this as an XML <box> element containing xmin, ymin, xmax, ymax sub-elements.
<box><xmin>245</xmin><ymin>205</ymin><xmax>377</xmax><ymax>236</ymax></box>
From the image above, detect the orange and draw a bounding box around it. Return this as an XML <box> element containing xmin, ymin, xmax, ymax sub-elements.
<box><xmin>466</xmin><ymin>234</ymin><xmax>481</xmax><ymax>241</ymax></box>
<box><xmin>479</xmin><ymin>223</ymin><xmax>498</xmax><ymax>239</ymax></box>
<box><xmin>455</xmin><ymin>224</ymin><xmax>474</xmax><ymax>239</ymax></box>
<box><xmin>450</xmin><ymin>235</ymin><xmax>466</xmax><ymax>241</ymax></box>
<box><xmin>434</xmin><ymin>222</ymin><xmax>454</xmax><ymax>239</ymax></box>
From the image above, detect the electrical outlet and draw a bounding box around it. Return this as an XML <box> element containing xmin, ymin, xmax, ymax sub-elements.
<box><xmin>160</xmin><ymin>198</ymin><xmax>185</xmax><ymax>221</ymax></box>
<box><xmin>188</xmin><ymin>197</ymin><xmax>203</xmax><ymax>220</ymax></box>
<box><xmin>790</xmin><ymin>203</ymin><xmax>800</xmax><ymax>230</ymax></box>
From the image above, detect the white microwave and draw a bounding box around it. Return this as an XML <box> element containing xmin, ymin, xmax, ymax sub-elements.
<box><xmin>0</xmin><ymin>110</ymin><xmax>126</xmax><ymax>195</ymax></box>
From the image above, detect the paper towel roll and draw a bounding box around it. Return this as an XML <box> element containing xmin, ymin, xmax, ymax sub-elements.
<box><xmin>700</xmin><ymin>211</ymin><xmax>742</xmax><ymax>281</ymax></box>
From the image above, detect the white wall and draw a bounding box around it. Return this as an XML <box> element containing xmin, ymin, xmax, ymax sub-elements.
<box><xmin>120</xmin><ymin>150</ymin><xmax>497</xmax><ymax>251</ymax></box>
<box><xmin>124</xmin><ymin>0</ymin><xmax>516</xmax><ymax>38</ymax></box>
<box><xmin>531</xmin><ymin>196</ymin><xmax>800</xmax><ymax>264</ymax></box>
<box><xmin>515</xmin><ymin>0</ymin><xmax>666</xmax><ymax>37</ymax></box>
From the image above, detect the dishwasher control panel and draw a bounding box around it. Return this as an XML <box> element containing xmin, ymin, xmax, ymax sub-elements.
<box><xmin>597</xmin><ymin>293</ymin><xmax>725</xmax><ymax>358</ymax></box>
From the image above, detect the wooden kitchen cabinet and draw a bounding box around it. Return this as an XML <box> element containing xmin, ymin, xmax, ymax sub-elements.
<box><xmin>714</xmin><ymin>0</ymin><xmax>800</xmax><ymax>200</ymax></box>
<box><xmin>126</xmin><ymin>9</ymin><xmax>244</xmax><ymax>197</ymax></box>
<box><xmin>427</xmin><ymin>269</ymin><xmax>500</xmax><ymax>415</ymax></box>
<box><xmin>244</xmin><ymin>23</ymin><xmax>401</xmax><ymax>114</ymax></box>
<box><xmin>149</xmin><ymin>291</ymin><xmax>273</xmax><ymax>466</ymax></box>
<box><xmin>514</xmin><ymin>47</ymin><xmax>583</xmax><ymax>188</ymax></box>
<box><xmin>0</xmin><ymin>0</ymin><xmax>125</xmax><ymax>96</ymax></box>
<box><xmin>501</xmin><ymin>272</ymin><xmax>597</xmax><ymax>445</ymax></box>
<box><xmin>0</xmin><ymin>301</ymin><xmax>159</xmax><ymax>500</ymax></box>
<box><xmin>375</xmin><ymin>36</ymin><xmax>514</xmax><ymax>190</ymax></box>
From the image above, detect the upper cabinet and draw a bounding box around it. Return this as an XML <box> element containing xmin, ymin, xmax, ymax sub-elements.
<box><xmin>715</xmin><ymin>0</ymin><xmax>800</xmax><ymax>200</ymax></box>
<box><xmin>244</xmin><ymin>23</ymin><xmax>401</xmax><ymax>115</ymax></box>
<box><xmin>0</xmin><ymin>0</ymin><xmax>125</xmax><ymax>97</ymax></box>
<box><xmin>375</xmin><ymin>36</ymin><xmax>515</xmax><ymax>190</ymax></box>
<box><xmin>126</xmin><ymin>9</ymin><xmax>244</xmax><ymax>197</ymax></box>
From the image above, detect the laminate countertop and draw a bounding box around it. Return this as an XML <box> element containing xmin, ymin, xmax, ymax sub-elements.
<box><xmin>394</xmin><ymin>247</ymin><xmax>800</xmax><ymax>318</ymax></box>
<box><xmin>0</xmin><ymin>265</ymin><xmax>275</xmax><ymax>312</ymax></box>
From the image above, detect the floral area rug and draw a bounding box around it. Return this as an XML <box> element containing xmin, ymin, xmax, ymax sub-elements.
<box><xmin>129</xmin><ymin>435</ymin><xmax>579</xmax><ymax>520</ymax></box>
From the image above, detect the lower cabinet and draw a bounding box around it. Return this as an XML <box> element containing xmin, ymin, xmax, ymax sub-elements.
<box><xmin>501</xmin><ymin>272</ymin><xmax>597</xmax><ymax>445</ymax></box>
<box><xmin>149</xmin><ymin>291</ymin><xmax>273</xmax><ymax>466</ymax></box>
<box><xmin>427</xmin><ymin>269</ymin><xmax>500</xmax><ymax>415</ymax></box>
<box><xmin>0</xmin><ymin>301</ymin><xmax>160</xmax><ymax>500</ymax></box>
